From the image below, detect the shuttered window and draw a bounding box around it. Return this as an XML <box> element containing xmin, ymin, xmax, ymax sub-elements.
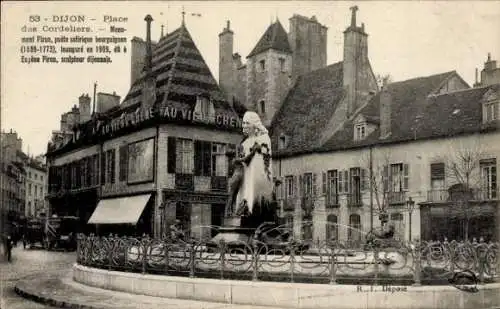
<box><xmin>119</xmin><ymin>145</ymin><xmax>129</xmax><ymax>182</ymax></box>
<box><xmin>167</xmin><ymin>137</ymin><xmax>176</xmax><ymax>173</ymax></box>
<box><xmin>194</xmin><ymin>140</ymin><xmax>211</xmax><ymax>176</ymax></box>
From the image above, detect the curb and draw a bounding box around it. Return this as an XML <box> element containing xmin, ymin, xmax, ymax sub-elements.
<box><xmin>14</xmin><ymin>284</ymin><xmax>99</xmax><ymax>309</ymax></box>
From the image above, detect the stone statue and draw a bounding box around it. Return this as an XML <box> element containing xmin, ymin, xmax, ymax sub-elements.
<box><xmin>210</xmin><ymin>112</ymin><xmax>276</xmax><ymax>248</ymax></box>
<box><xmin>225</xmin><ymin>111</ymin><xmax>274</xmax><ymax>218</ymax></box>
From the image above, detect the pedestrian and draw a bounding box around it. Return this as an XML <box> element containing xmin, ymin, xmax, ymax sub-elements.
<box><xmin>2</xmin><ymin>232</ymin><xmax>13</xmax><ymax>262</ymax></box>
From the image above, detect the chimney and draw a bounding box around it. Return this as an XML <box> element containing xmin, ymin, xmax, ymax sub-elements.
<box><xmin>380</xmin><ymin>84</ymin><xmax>391</xmax><ymax>139</ymax></box>
<box><xmin>219</xmin><ymin>20</ymin><xmax>234</xmax><ymax>103</ymax></box>
<box><xmin>96</xmin><ymin>92</ymin><xmax>121</xmax><ymax>113</ymax></box>
<box><xmin>130</xmin><ymin>37</ymin><xmax>147</xmax><ymax>86</ymax></box>
<box><xmin>343</xmin><ymin>6</ymin><xmax>370</xmax><ymax>117</ymax></box>
<box><xmin>144</xmin><ymin>14</ymin><xmax>153</xmax><ymax>74</ymax></box>
<box><xmin>484</xmin><ymin>52</ymin><xmax>497</xmax><ymax>71</ymax></box>
<box><xmin>78</xmin><ymin>93</ymin><xmax>91</xmax><ymax>123</ymax></box>
<box><xmin>142</xmin><ymin>14</ymin><xmax>156</xmax><ymax>109</ymax></box>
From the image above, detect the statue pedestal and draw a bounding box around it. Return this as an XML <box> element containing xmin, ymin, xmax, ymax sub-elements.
<box><xmin>210</xmin><ymin>216</ymin><xmax>254</xmax><ymax>247</ymax></box>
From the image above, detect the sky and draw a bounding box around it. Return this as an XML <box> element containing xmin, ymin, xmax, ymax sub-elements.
<box><xmin>1</xmin><ymin>1</ymin><xmax>500</xmax><ymax>156</ymax></box>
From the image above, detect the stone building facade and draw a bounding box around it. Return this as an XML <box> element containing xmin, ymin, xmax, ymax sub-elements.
<box><xmin>270</xmin><ymin>53</ymin><xmax>500</xmax><ymax>243</ymax></box>
<box><xmin>25</xmin><ymin>157</ymin><xmax>48</xmax><ymax>217</ymax></box>
<box><xmin>46</xmin><ymin>17</ymin><xmax>242</xmax><ymax>238</ymax></box>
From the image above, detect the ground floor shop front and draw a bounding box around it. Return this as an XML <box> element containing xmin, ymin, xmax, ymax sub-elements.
<box><xmin>420</xmin><ymin>202</ymin><xmax>499</xmax><ymax>242</ymax></box>
<box><xmin>160</xmin><ymin>190</ymin><xmax>228</xmax><ymax>240</ymax></box>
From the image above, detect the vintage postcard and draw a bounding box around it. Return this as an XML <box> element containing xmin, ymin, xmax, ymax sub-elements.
<box><xmin>1</xmin><ymin>1</ymin><xmax>499</xmax><ymax>308</ymax></box>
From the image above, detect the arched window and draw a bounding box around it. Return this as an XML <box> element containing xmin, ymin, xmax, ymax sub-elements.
<box><xmin>326</xmin><ymin>214</ymin><xmax>338</xmax><ymax>241</ymax></box>
<box><xmin>348</xmin><ymin>214</ymin><xmax>362</xmax><ymax>243</ymax></box>
<box><xmin>259</xmin><ymin>100</ymin><xmax>266</xmax><ymax>114</ymax></box>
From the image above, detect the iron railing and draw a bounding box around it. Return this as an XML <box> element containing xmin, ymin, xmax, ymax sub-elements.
<box><xmin>76</xmin><ymin>229</ymin><xmax>499</xmax><ymax>286</ymax></box>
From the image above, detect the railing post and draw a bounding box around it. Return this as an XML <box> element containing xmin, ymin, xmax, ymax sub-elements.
<box><xmin>477</xmin><ymin>244</ymin><xmax>486</xmax><ymax>284</ymax></box>
<box><xmin>329</xmin><ymin>242</ymin><xmax>337</xmax><ymax>285</ymax></box>
<box><xmin>189</xmin><ymin>243</ymin><xmax>195</xmax><ymax>278</ymax></box>
<box><xmin>373</xmin><ymin>245</ymin><xmax>379</xmax><ymax>285</ymax></box>
<box><xmin>142</xmin><ymin>235</ymin><xmax>149</xmax><ymax>274</ymax></box>
<box><xmin>108</xmin><ymin>234</ymin><xmax>113</xmax><ymax>270</ymax></box>
<box><xmin>289</xmin><ymin>241</ymin><xmax>295</xmax><ymax>283</ymax></box>
<box><xmin>252</xmin><ymin>240</ymin><xmax>259</xmax><ymax>282</ymax></box>
<box><xmin>163</xmin><ymin>239</ymin><xmax>169</xmax><ymax>275</ymax></box>
<box><xmin>412</xmin><ymin>239</ymin><xmax>422</xmax><ymax>286</ymax></box>
<box><xmin>220</xmin><ymin>239</ymin><xmax>226</xmax><ymax>280</ymax></box>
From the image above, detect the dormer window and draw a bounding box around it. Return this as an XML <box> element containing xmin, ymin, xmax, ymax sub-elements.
<box><xmin>354</xmin><ymin>123</ymin><xmax>366</xmax><ymax>141</ymax></box>
<box><xmin>485</xmin><ymin>101</ymin><xmax>499</xmax><ymax>122</ymax></box>
<box><xmin>259</xmin><ymin>60</ymin><xmax>266</xmax><ymax>71</ymax></box>
<box><xmin>278</xmin><ymin>134</ymin><xmax>287</xmax><ymax>150</ymax></box>
<box><xmin>194</xmin><ymin>95</ymin><xmax>215</xmax><ymax>123</ymax></box>
<box><xmin>482</xmin><ymin>90</ymin><xmax>499</xmax><ymax>123</ymax></box>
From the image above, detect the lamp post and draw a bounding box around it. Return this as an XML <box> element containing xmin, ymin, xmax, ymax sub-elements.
<box><xmin>406</xmin><ymin>197</ymin><xmax>415</xmax><ymax>242</ymax></box>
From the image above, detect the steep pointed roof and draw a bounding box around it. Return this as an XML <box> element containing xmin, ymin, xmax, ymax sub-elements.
<box><xmin>247</xmin><ymin>20</ymin><xmax>292</xmax><ymax>58</ymax></box>
<box><xmin>121</xmin><ymin>24</ymin><xmax>234</xmax><ymax>114</ymax></box>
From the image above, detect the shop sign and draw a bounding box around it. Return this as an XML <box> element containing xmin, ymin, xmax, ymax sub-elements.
<box><xmin>88</xmin><ymin>106</ymin><xmax>242</xmax><ymax>138</ymax></box>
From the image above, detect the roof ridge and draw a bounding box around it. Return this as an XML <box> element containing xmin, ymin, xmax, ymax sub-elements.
<box><xmin>433</xmin><ymin>85</ymin><xmax>490</xmax><ymax>97</ymax></box>
<box><xmin>388</xmin><ymin>70</ymin><xmax>456</xmax><ymax>86</ymax></box>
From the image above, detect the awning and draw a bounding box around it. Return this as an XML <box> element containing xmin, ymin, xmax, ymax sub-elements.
<box><xmin>87</xmin><ymin>194</ymin><xmax>151</xmax><ymax>224</ymax></box>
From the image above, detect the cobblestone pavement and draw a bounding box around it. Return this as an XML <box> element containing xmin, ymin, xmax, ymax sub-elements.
<box><xmin>0</xmin><ymin>245</ymin><xmax>76</xmax><ymax>309</ymax></box>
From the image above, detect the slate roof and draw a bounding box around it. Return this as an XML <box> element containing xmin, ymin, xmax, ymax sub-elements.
<box><xmin>120</xmin><ymin>24</ymin><xmax>235</xmax><ymax>116</ymax></box>
<box><xmin>247</xmin><ymin>20</ymin><xmax>292</xmax><ymax>58</ymax></box>
<box><xmin>269</xmin><ymin>62</ymin><xmax>344</xmax><ymax>154</ymax></box>
<box><xmin>271</xmin><ymin>67</ymin><xmax>499</xmax><ymax>158</ymax></box>
<box><xmin>297</xmin><ymin>71</ymin><xmax>500</xmax><ymax>157</ymax></box>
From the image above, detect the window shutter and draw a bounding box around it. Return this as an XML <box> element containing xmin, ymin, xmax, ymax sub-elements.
<box><xmin>383</xmin><ymin>165</ymin><xmax>389</xmax><ymax>192</ymax></box>
<box><xmin>344</xmin><ymin>170</ymin><xmax>349</xmax><ymax>193</ymax></box>
<box><xmin>167</xmin><ymin>137</ymin><xmax>176</xmax><ymax>173</ymax></box>
<box><xmin>194</xmin><ymin>140</ymin><xmax>202</xmax><ymax>176</ymax></box>
<box><xmin>430</xmin><ymin>163</ymin><xmax>445</xmax><ymax>180</ymax></box>
<box><xmin>111</xmin><ymin>149</ymin><xmax>116</xmax><ymax>184</ymax></box>
<box><xmin>361</xmin><ymin>168</ymin><xmax>367</xmax><ymax>190</ymax></box>
<box><xmin>299</xmin><ymin>174</ymin><xmax>303</xmax><ymax>197</ymax></box>
<box><xmin>322</xmin><ymin>172</ymin><xmax>327</xmax><ymax>195</ymax></box>
<box><xmin>313</xmin><ymin>173</ymin><xmax>317</xmax><ymax>197</ymax></box>
<box><xmin>338</xmin><ymin>171</ymin><xmax>343</xmax><ymax>193</ymax></box>
<box><xmin>119</xmin><ymin>145</ymin><xmax>128</xmax><ymax>182</ymax></box>
<box><xmin>293</xmin><ymin>175</ymin><xmax>298</xmax><ymax>197</ymax></box>
<box><xmin>203</xmin><ymin>141</ymin><xmax>212</xmax><ymax>176</ymax></box>
<box><xmin>403</xmin><ymin>163</ymin><xmax>409</xmax><ymax>190</ymax></box>
<box><xmin>101</xmin><ymin>154</ymin><xmax>106</xmax><ymax>184</ymax></box>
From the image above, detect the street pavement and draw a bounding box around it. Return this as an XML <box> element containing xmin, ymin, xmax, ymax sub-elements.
<box><xmin>0</xmin><ymin>245</ymin><xmax>76</xmax><ymax>309</ymax></box>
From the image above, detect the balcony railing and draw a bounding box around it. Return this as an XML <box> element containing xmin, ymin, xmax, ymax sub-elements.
<box><xmin>387</xmin><ymin>191</ymin><xmax>406</xmax><ymax>205</ymax></box>
<box><xmin>427</xmin><ymin>188</ymin><xmax>499</xmax><ymax>203</ymax></box>
<box><xmin>175</xmin><ymin>174</ymin><xmax>194</xmax><ymax>191</ymax></box>
<box><xmin>325</xmin><ymin>194</ymin><xmax>339</xmax><ymax>208</ymax></box>
<box><xmin>211</xmin><ymin>176</ymin><xmax>227</xmax><ymax>192</ymax></box>
<box><xmin>347</xmin><ymin>193</ymin><xmax>362</xmax><ymax>207</ymax></box>
<box><xmin>301</xmin><ymin>196</ymin><xmax>315</xmax><ymax>214</ymax></box>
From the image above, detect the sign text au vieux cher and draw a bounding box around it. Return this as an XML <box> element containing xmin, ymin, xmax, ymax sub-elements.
<box><xmin>89</xmin><ymin>106</ymin><xmax>242</xmax><ymax>136</ymax></box>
